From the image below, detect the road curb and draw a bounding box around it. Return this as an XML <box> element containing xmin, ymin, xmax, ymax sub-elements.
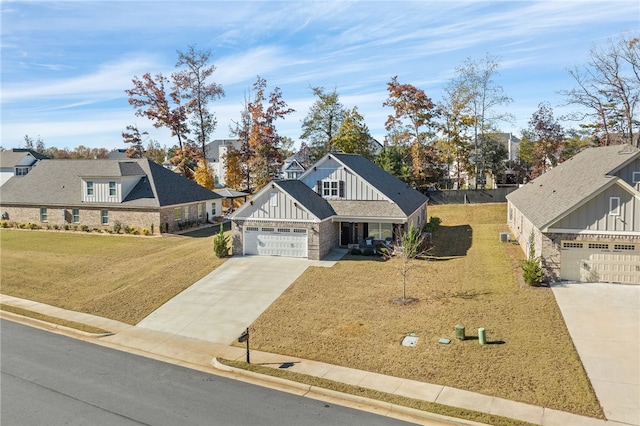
<box><xmin>211</xmin><ymin>357</ymin><xmax>487</xmax><ymax>426</ymax></box>
<box><xmin>0</xmin><ymin>310</ymin><xmax>113</xmax><ymax>338</ymax></box>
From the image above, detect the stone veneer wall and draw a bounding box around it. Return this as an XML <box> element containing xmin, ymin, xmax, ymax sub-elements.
<box><xmin>0</xmin><ymin>204</ymin><xmax>207</xmax><ymax>235</ymax></box>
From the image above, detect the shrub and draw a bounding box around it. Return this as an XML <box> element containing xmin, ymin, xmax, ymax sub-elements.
<box><xmin>362</xmin><ymin>248</ymin><xmax>375</xmax><ymax>256</ymax></box>
<box><xmin>63</xmin><ymin>224</ymin><xmax>69</xmax><ymax>230</ymax></box>
<box><xmin>424</xmin><ymin>216</ymin><xmax>441</xmax><ymax>233</ymax></box>
<box><xmin>18</xmin><ymin>222</ymin><xmax>27</xmax><ymax>229</ymax></box>
<box><xmin>141</xmin><ymin>228</ymin><xmax>151</xmax><ymax>236</ymax></box>
<box><xmin>112</xmin><ymin>221</ymin><xmax>122</xmax><ymax>234</ymax></box>
<box><xmin>0</xmin><ymin>220</ymin><xmax>7</xmax><ymax>228</ymax></box>
<box><xmin>73</xmin><ymin>225</ymin><xmax>78</xmax><ymax>231</ymax></box>
<box><xmin>80</xmin><ymin>225</ymin><xmax>89</xmax><ymax>232</ymax></box>
<box><xmin>521</xmin><ymin>232</ymin><xmax>543</xmax><ymax>286</ymax></box>
<box><xmin>351</xmin><ymin>248</ymin><xmax>362</xmax><ymax>255</ymax></box>
<box><xmin>213</xmin><ymin>228</ymin><xmax>229</xmax><ymax>258</ymax></box>
<box><xmin>123</xmin><ymin>225</ymin><xmax>131</xmax><ymax>234</ymax></box>
<box><xmin>28</xmin><ymin>223</ymin><xmax>39</xmax><ymax>230</ymax></box>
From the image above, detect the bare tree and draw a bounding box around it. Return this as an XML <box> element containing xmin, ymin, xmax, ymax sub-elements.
<box><xmin>561</xmin><ymin>33</ymin><xmax>639</xmax><ymax>147</ymax></box>
<box><xmin>448</xmin><ymin>54</ymin><xmax>513</xmax><ymax>188</ymax></box>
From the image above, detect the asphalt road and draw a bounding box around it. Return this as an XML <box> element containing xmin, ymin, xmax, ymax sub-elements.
<box><xmin>1</xmin><ymin>320</ymin><xmax>414</xmax><ymax>426</ymax></box>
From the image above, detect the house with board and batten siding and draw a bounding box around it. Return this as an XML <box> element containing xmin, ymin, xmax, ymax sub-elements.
<box><xmin>230</xmin><ymin>153</ymin><xmax>429</xmax><ymax>260</ymax></box>
<box><xmin>0</xmin><ymin>158</ymin><xmax>223</xmax><ymax>234</ymax></box>
<box><xmin>506</xmin><ymin>144</ymin><xmax>640</xmax><ymax>284</ymax></box>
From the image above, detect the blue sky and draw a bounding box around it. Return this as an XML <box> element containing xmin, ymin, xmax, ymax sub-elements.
<box><xmin>2</xmin><ymin>1</ymin><xmax>639</xmax><ymax>151</ymax></box>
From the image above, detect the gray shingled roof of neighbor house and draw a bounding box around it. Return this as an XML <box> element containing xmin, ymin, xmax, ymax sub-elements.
<box><xmin>330</xmin><ymin>153</ymin><xmax>429</xmax><ymax>216</ymax></box>
<box><xmin>275</xmin><ymin>179</ymin><xmax>336</xmax><ymax>220</ymax></box>
<box><xmin>0</xmin><ymin>158</ymin><xmax>221</xmax><ymax>208</ymax></box>
<box><xmin>506</xmin><ymin>144</ymin><xmax>640</xmax><ymax>229</ymax></box>
<box><xmin>0</xmin><ymin>149</ymin><xmax>48</xmax><ymax>168</ymax></box>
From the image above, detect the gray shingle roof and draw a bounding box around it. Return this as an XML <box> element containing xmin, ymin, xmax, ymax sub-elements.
<box><xmin>275</xmin><ymin>180</ymin><xmax>336</xmax><ymax>220</ymax></box>
<box><xmin>506</xmin><ymin>144</ymin><xmax>640</xmax><ymax>229</ymax></box>
<box><xmin>330</xmin><ymin>153</ymin><xmax>428</xmax><ymax>216</ymax></box>
<box><xmin>0</xmin><ymin>158</ymin><xmax>221</xmax><ymax>208</ymax></box>
<box><xmin>0</xmin><ymin>149</ymin><xmax>48</xmax><ymax>168</ymax></box>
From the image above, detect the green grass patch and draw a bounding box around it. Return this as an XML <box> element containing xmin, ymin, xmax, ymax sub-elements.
<box><xmin>0</xmin><ymin>229</ymin><xmax>227</xmax><ymax>324</ymax></box>
<box><xmin>220</xmin><ymin>358</ymin><xmax>537</xmax><ymax>426</ymax></box>
<box><xmin>1</xmin><ymin>303</ymin><xmax>110</xmax><ymax>334</ymax></box>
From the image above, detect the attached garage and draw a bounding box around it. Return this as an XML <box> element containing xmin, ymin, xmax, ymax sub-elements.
<box><xmin>560</xmin><ymin>241</ymin><xmax>640</xmax><ymax>284</ymax></box>
<box><xmin>243</xmin><ymin>226</ymin><xmax>308</xmax><ymax>258</ymax></box>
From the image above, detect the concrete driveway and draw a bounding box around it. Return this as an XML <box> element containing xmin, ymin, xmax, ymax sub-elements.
<box><xmin>552</xmin><ymin>282</ymin><xmax>639</xmax><ymax>425</ymax></box>
<box><xmin>136</xmin><ymin>252</ymin><xmax>344</xmax><ymax>345</ymax></box>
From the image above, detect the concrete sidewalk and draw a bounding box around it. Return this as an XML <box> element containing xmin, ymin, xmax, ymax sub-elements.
<box><xmin>1</xmin><ymin>294</ymin><xmax>623</xmax><ymax>426</ymax></box>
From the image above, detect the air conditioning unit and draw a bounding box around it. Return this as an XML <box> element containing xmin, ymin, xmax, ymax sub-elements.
<box><xmin>499</xmin><ymin>232</ymin><xmax>510</xmax><ymax>242</ymax></box>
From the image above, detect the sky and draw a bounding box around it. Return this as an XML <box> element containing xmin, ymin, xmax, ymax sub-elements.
<box><xmin>2</xmin><ymin>1</ymin><xmax>639</xmax><ymax>152</ymax></box>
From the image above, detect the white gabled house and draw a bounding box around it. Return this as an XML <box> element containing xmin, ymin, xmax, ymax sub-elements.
<box><xmin>230</xmin><ymin>153</ymin><xmax>429</xmax><ymax>260</ymax></box>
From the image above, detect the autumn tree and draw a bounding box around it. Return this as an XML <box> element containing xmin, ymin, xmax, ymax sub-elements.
<box><xmin>174</xmin><ymin>45</ymin><xmax>224</xmax><ymax>156</ymax></box>
<box><xmin>145</xmin><ymin>141</ymin><xmax>166</xmax><ymax>165</ymax></box>
<box><xmin>300</xmin><ymin>86</ymin><xmax>346</xmax><ymax>161</ymax></box>
<box><xmin>331</xmin><ymin>107</ymin><xmax>374</xmax><ymax>160</ymax></box>
<box><xmin>520</xmin><ymin>103</ymin><xmax>565</xmax><ymax>179</ymax></box>
<box><xmin>383</xmin><ymin>76</ymin><xmax>438</xmax><ymax>189</ymax></box>
<box><xmin>561</xmin><ymin>33</ymin><xmax>639</xmax><ymax>147</ymax></box>
<box><xmin>449</xmin><ymin>54</ymin><xmax>513</xmax><ymax>188</ymax></box>
<box><xmin>170</xmin><ymin>142</ymin><xmax>201</xmax><ymax>179</ymax></box>
<box><xmin>193</xmin><ymin>158</ymin><xmax>215</xmax><ymax>190</ymax></box>
<box><xmin>236</xmin><ymin>76</ymin><xmax>294</xmax><ymax>191</ymax></box>
<box><xmin>126</xmin><ymin>72</ymin><xmax>189</xmax><ymax>150</ymax></box>
<box><xmin>223</xmin><ymin>147</ymin><xmax>246</xmax><ymax>190</ymax></box>
<box><xmin>122</xmin><ymin>124</ymin><xmax>147</xmax><ymax>158</ymax></box>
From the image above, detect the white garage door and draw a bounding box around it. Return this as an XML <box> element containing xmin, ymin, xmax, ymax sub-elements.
<box><xmin>243</xmin><ymin>226</ymin><xmax>308</xmax><ymax>258</ymax></box>
<box><xmin>560</xmin><ymin>241</ymin><xmax>640</xmax><ymax>284</ymax></box>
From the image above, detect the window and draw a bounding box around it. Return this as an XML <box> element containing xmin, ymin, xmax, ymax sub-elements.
<box><xmin>109</xmin><ymin>181</ymin><xmax>116</xmax><ymax>196</ymax></box>
<box><xmin>72</xmin><ymin>208</ymin><xmax>80</xmax><ymax>223</ymax></box>
<box><xmin>198</xmin><ymin>203</ymin><xmax>203</xmax><ymax>219</ymax></box>
<box><xmin>609</xmin><ymin>197</ymin><xmax>621</xmax><ymax>216</ymax></box>
<box><xmin>633</xmin><ymin>171</ymin><xmax>640</xmax><ymax>184</ymax></box>
<box><xmin>588</xmin><ymin>243</ymin><xmax>609</xmax><ymax>250</ymax></box>
<box><xmin>183</xmin><ymin>206</ymin><xmax>189</xmax><ymax>220</ymax></box>
<box><xmin>15</xmin><ymin>167</ymin><xmax>29</xmax><ymax>176</ymax></box>
<box><xmin>101</xmin><ymin>210</ymin><xmax>109</xmax><ymax>225</ymax></box>
<box><xmin>174</xmin><ymin>208</ymin><xmax>181</xmax><ymax>221</ymax></box>
<box><xmin>270</xmin><ymin>192</ymin><xmax>278</xmax><ymax>207</ymax></box>
<box><xmin>563</xmin><ymin>242</ymin><xmax>583</xmax><ymax>248</ymax></box>
<box><xmin>40</xmin><ymin>208</ymin><xmax>48</xmax><ymax>222</ymax></box>
<box><xmin>367</xmin><ymin>222</ymin><xmax>393</xmax><ymax>240</ymax></box>
<box><xmin>323</xmin><ymin>181</ymin><xmax>338</xmax><ymax>197</ymax></box>
<box><xmin>614</xmin><ymin>244</ymin><xmax>635</xmax><ymax>251</ymax></box>
<box><xmin>211</xmin><ymin>202</ymin><xmax>216</xmax><ymax>215</ymax></box>
<box><xmin>86</xmin><ymin>181</ymin><xmax>94</xmax><ymax>196</ymax></box>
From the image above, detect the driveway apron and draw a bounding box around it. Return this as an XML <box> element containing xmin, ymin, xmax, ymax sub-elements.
<box><xmin>552</xmin><ymin>282</ymin><xmax>639</xmax><ymax>425</ymax></box>
<box><xmin>136</xmin><ymin>255</ymin><xmax>338</xmax><ymax>345</ymax></box>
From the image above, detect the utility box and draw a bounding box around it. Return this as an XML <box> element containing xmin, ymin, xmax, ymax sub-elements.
<box><xmin>455</xmin><ymin>324</ymin><xmax>466</xmax><ymax>340</ymax></box>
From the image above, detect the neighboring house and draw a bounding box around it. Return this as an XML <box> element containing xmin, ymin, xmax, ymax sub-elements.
<box><xmin>281</xmin><ymin>155</ymin><xmax>306</xmax><ymax>179</ymax></box>
<box><xmin>506</xmin><ymin>144</ymin><xmax>640</xmax><ymax>284</ymax></box>
<box><xmin>204</xmin><ymin>139</ymin><xmax>242</xmax><ymax>185</ymax></box>
<box><xmin>0</xmin><ymin>158</ymin><xmax>223</xmax><ymax>234</ymax></box>
<box><xmin>230</xmin><ymin>153</ymin><xmax>429</xmax><ymax>260</ymax></box>
<box><xmin>0</xmin><ymin>149</ymin><xmax>49</xmax><ymax>187</ymax></box>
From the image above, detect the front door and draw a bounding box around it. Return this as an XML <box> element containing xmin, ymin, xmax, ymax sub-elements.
<box><xmin>341</xmin><ymin>222</ymin><xmax>355</xmax><ymax>246</ymax></box>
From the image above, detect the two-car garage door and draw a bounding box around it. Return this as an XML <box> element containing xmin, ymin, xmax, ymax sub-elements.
<box><xmin>560</xmin><ymin>241</ymin><xmax>640</xmax><ymax>284</ymax></box>
<box><xmin>243</xmin><ymin>226</ymin><xmax>308</xmax><ymax>258</ymax></box>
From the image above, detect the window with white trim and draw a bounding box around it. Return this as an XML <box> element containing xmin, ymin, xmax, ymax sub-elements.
<box><xmin>72</xmin><ymin>208</ymin><xmax>80</xmax><ymax>223</ymax></box>
<box><xmin>109</xmin><ymin>181</ymin><xmax>116</xmax><ymax>196</ymax></box>
<box><xmin>211</xmin><ymin>202</ymin><xmax>216</xmax><ymax>215</ymax></box>
<box><xmin>367</xmin><ymin>222</ymin><xmax>393</xmax><ymax>240</ymax></box>
<box><xmin>101</xmin><ymin>210</ymin><xmax>109</xmax><ymax>225</ymax></box>
<box><xmin>86</xmin><ymin>181</ymin><xmax>94</xmax><ymax>196</ymax></box>
<box><xmin>174</xmin><ymin>208</ymin><xmax>181</xmax><ymax>221</ymax></box>
<box><xmin>609</xmin><ymin>197</ymin><xmax>621</xmax><ymax>216</ymax></box>
<box><xmin>198</xmin><ymin>203</ymin><xmax>203</xmax><ymax>218</ymax></box>
<box><xmin>15</xmin><ymin>167</ymin><xmax>29</xmax><ymax>176</ymax></box>
<box><xmin>633</xmin><ymin>171</ymin><xmax>640</xmax><ymax>184</ymax></box>
<box><xmin>183</xmin><ymin>206</ymin><xmax>189</xmax><ymax>220</ymax></box>
<box><xmin>40</xmin><ymin>208</ymin><xmax>48</xmax><ymax>222</ymax></box>
<box><xmin>270</xmin><ymin>192</ymin><xmax>278</xmax><ymax>207</ymax></box>
<box><xmin>323</xmin><ymin>181</ymin><xmax>338</xmax><ymax>197</ymax></box>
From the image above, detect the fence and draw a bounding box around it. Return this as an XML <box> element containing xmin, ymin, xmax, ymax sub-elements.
<box><xmin>426</xmin><ymin>188</ymin><xmax>517</xmax><ymax>204</ymax></box>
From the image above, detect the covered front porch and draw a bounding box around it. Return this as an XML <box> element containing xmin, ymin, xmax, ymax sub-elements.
<box><xmin>338</xmin><ymin>220</ymin><xmax>405</xmax><ymax>249</ymax></box>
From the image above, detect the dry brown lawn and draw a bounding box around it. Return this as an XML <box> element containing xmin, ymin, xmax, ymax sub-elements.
<box><xmin>0</xmin><ymin>228</ymin><xmax>225</xmax><ymax>324</ymax></box>
<box><xmin>248</xmin><ymin>203</ymin><xmax>603</xmax><ymax>418</ymax></box>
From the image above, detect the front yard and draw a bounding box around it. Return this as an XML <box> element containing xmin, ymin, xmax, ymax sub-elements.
<box><xmin>247</xmin><ymin>204</ymin><xmax>602</xmax><ymax>418</ymax></box>
<box><xmin>0</xmin><ymin>204</ymin><xmax>602</xmax><ymax>418</ymax></box>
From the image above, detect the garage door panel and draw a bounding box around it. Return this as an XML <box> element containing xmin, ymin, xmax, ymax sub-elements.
<box><xmin>243</xmin><ymin>227</ymin><xmax>308</xmax><ymax>258</ymax></box>
<box><xmin>561</xmin><ymin>241</ymin><xmax>640</xmax><ymax>284</ymax></box>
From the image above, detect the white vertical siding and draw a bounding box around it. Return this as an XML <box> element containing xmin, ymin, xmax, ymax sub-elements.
<box><xmin>300</xmin><ymin>158</ymin><xmax>387</xmax><ymax>201</ymax></box>
<box><xmin>241</xmin><ymin>188</ymin><xmax>315</xmax><ymax>221</ymax></box>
